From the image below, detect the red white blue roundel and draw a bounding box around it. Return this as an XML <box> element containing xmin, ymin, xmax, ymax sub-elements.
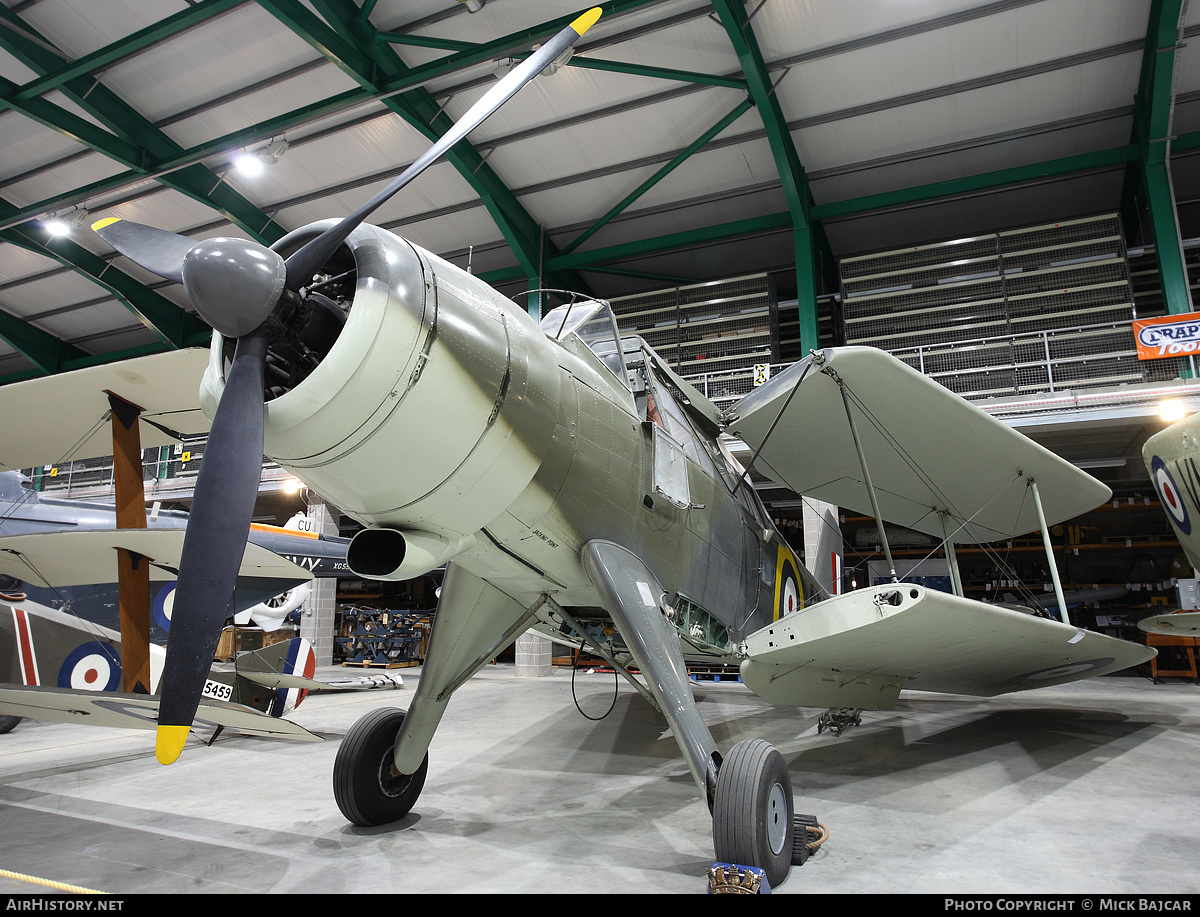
<box><xmin>267</xmin><ymin>637</ymin><xmax>317</xmax><ymax>718</ymax></box>
<box><xmin>57</xmin><ymin>641</ymin><xmax>122</xmax><ymax>692</ymax></box>
<box><xmin>1151</xmin><ymin>456</ymin><xmax>1191</xmax><ymax>536</ymax></box>
<box><xmin>774</xmin><ymin>546</ymin><xmax>803</xmax><ymax>620</ymax></box>
<box><xmin>152</xmin><ymin>582</ymin><xmax>176</xmax><ymax>631</ymax></box>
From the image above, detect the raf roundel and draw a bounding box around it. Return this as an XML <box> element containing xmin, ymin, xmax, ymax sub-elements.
<box><xmin>152</xmin><ymin>582</ymin><xmax>177</xmax><ymax>632</ymax></box>
<box><xmin>1151</xmin><ymin>456</ymin><xmax>1191</xmax><ymax>536</ymax></box>
<box><xmin>774</xmin><ymin>546</ymin><xmax>803</xmax><ymax>621</ymax></box>
<box><xmin>57</xmin><ymin>641</ymin><xmax>122</xmax><ymax>692</ymax></box>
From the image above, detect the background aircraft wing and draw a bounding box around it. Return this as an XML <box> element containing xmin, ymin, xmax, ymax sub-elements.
<box><xmin>725</xmin><ymin>346</ymin><xmax>1111</xmax><ymax>544</ymax></box>
<box><xmin>0</xmin><ymin>684</ymin><xmax>321</xmax><ymax>740</ymax></box>
<box><xmin>740</xmin><ymin>583</ymin><xmax>1155</xmax><ymax>709</ymax></box>
<box><xmin>0</xmin><ymin>349</ymin><xmax>211</xmax><ymax>472</ymax></box>
<box><xmin>0</xmin><ymin>529</ymin><xmax>313</xmax><ymax>588</ymax></box>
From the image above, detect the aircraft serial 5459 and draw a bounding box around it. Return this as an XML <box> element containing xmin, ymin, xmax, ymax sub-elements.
<box><xmin>1</xmin><ymin>8</ymin><xmax>1154</xmax><ymax>886</ymax></box>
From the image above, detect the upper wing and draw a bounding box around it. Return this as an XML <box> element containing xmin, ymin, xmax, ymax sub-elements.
<box><xmin>0</xmin><ymin>349</ymin><xmax>211</xmax><ymax>472</ymax></box>
<box><xmin>740</xmin><ymin>584</ymin><xmax>1155</xmax><ymax>709</ymax></box>
<box><xmin>725</xmin><ymin>347</ymin><xmax>1111</xmax><ymax>544</ymax></box>
<box><xmin>0</xmin><ymin>529</ymin><xmax>313</xmax><ymax>588</ymax></box>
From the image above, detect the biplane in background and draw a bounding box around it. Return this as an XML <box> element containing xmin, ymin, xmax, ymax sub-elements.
<box><xmin>1140</xmin><ymin>411</ymin><xmax>1200</xmax><ymax>638</ymax></box>
<box><xmin>0</xmin><ymin>470</ymin><xmax>390</xmax><ymax>741</ymax></box>
<box><xmin>0</xmin><ymin>8</ymin><xmax>1155</xmax><ymax>888</ymax></box>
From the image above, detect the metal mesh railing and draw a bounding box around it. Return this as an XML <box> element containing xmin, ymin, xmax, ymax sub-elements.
<box><xmin>837</xmin><ymin>213</ymin><xmax>1139</xmax><ymax>394</ymax></box>
<box><xmin>609</xmin><ymin>273</ymin><xmax>778</xmax><ymax>373</ymax></box>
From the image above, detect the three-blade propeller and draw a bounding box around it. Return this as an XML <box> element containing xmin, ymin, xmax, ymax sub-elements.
<box><xmin>93</xmin><ymin>8</ymin><xmax>602</xmax><ymax>764</ymax></box>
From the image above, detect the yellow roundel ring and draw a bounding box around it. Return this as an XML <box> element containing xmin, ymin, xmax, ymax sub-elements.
<box><xmin>773</xmin><ymin>544</ymin><xmax>803</xmax><ymax>622</ymax></box>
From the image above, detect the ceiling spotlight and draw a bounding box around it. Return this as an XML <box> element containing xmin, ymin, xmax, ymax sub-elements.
<box><xmin>459</xmin><ymin>0</ymin><xmax>485</xmax><ymax>11</ymax></box>
<box><xmin>493</xmin><ymin>57</ymin><xmax>515</xmax><ymax>79</ymax></box>
<box><xmin>1160</xmin><ymin>398</ymin><xmax>1188</xmax><ymax>423</ymax></box>
<box><xmin>44</xmin><ymin>208</ymin><xmax>89</xmax><ymax>237</ymax></box>
<box><xmin>234</xmin><ymin>151</ymin><xmax>265</xmax><ymax>176</ymax></box>
<box><xmin>234</xmin><ymin>139</ymin><xmax>289</xmax><ymax>176</ymax></box>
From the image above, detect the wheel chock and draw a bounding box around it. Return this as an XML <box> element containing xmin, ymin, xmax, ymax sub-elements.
<box><xmin>792</xmin><ymin>813</ymin><xmax>827</xmax><ymax>866</ymax></box>
<box><xmin>707</xmin><ymin>863</ymin><xmax>770</xmax><ymax>894</ymax></box>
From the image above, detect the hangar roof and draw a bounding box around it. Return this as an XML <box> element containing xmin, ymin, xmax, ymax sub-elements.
<box><xmin>0</xmin><ymin>0</ymin><xmax>1193</xmax><ymax>391</ymax></box>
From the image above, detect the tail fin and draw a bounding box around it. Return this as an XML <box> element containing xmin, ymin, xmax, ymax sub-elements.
<box><xmin>235</xmin><ymin>636</ymin><xmax>316</xmax><ymax>717</ymax></box>
<box><xmin>804</xmin><ymin>499</ymin><xmax>843</xmax><ymax>599</ymax></box>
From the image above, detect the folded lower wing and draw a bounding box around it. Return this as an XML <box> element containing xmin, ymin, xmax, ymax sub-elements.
<box><xmin>740</xmin><ymin>584</ymin><xmax>1155</xmax><ymax>709</ymax></box>
<box><xmin>0</xmin><ymin>684</ymin><xmax>320</xmax><ymax>740</ymax></box>
<box><xmin>0</xmin><ymin>349</ymin><xmax>212</xmax><ymax>472</ymax></box>
<box><xmin>0</xmin><ymin>529</ymin><xmax>313</xmax><ymax>588</ymax></box>
<box><xmin>725</xmin><ymin>347</ymin><xmax>1110</xmax><ymax>543</ymax></box>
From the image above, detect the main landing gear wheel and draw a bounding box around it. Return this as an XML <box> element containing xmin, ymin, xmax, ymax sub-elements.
<box><xmin>712</xmin><ymin>739</ymin><xmax>795</xmax><ymax>888</ymax></box>
<box><xmin>0</xmin><ymin>715</ymin><xmax>20</xmax><ymax>734</ymax></box>
<box><xmin>333</xmin><ymin>707</ymin><xmax>428</xmax><ymax>826</ymax></box>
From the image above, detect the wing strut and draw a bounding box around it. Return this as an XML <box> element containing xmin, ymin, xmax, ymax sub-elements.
<box><xmin>107</xmin><ymin>392</ymin><xmax>152</xmax><ymax>694</ymax></box>
<box><xmin>939</xmin><ymin>512</ymin><xmax>965</xmax><ymax>597</ymax></box>
<box><xmin>1029</xmin><ymin>479</ymin><xmax>1070</xmax><ymax>625</ymax></box>
<box><xmin>830</xmin><ymin>367</ymin><xmax>898</xmax><ymax>583</ymax></box>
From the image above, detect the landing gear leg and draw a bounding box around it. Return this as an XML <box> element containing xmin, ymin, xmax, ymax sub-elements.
<box><xmin>333</xmin><ymin>707</ymin><xmax>428</xmax><ymax>826</ymax></box>
<box><xmin>712</xmin><ymin>739</ymin><xmax>795</xmax><ymax>889</ymax></box>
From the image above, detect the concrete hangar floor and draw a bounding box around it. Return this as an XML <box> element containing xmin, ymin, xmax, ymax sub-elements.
<box><xmin>0</xmin><ymin>663</ymin><xmax>1196</xmax><ymax>895</ymax></box>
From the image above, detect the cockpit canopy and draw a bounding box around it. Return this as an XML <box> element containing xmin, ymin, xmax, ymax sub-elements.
<box><xmin>539</xmin><ymin>299</ymin><xmax>629</xmax><ymax>388</ymax></box>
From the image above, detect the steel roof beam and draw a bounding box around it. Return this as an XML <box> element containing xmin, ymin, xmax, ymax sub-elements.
<box><xmin>3</xmin><ymin>3</ymin><xmax>1138</xmax><ymax>242</ymax></box>
<box><xmin>0</xmin><ymin>304</ymin><xmax>87</xmax><ymax>375</ymax></box>
<box><xmin>1</xmin><ymin>0</ymin><xmax>249</xmax><ymax>108</ymax></box>
<box><xmin>0</xmin><ymin>2</ymin><xmax>286</xmax><ymax>247</ymax></box>
<box><xmin>711</xmin><ymin>0</ymin><xmax>821</xmax><ymax>353</ymax></box>
<box><xmin>262</xmin><ymin>0</ymin><xmax>590</xmax><ymax>295</ymax></box>
<box><xmin>561</xmin><ymin>97</ymin><xmax>754</xmax><ymax>256</ymax></box>
<box><xmin>1128</xmin><ymin>0</ymin><xmax>1192</xmax><ymax>316</ymax></box>
<box><xmin>0</xmin><ymin>205</ymin><xmax>210</xmax><ymax>350</ymax></box>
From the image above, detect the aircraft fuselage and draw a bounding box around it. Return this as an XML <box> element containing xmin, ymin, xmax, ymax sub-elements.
<box><xmin>202</xmin><ymin>222</ymin><xmax>818</xmax><ymax>663</ymax></box>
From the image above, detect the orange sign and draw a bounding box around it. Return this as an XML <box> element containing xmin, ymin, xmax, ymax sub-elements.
<box><xmin>1134</xmin><ymin>312</ymin><xmax>1200</xmax><ymax>360</ymax></box>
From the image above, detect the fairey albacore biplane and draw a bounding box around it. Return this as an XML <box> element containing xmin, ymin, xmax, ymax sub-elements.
<box><xmin>0</xmin><ymin>8</ymin><xmax>1154</xmax><ymax>887</ymax></box>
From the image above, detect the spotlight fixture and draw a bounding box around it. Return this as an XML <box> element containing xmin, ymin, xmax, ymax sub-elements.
<box><xmin>44</xmin><ymin>208</ymin><xmax>89</xmax><ymax>237</ymax></box>
<box><xmin>459</xmin><ymin>0</ymin><xmax>485</xmax><ymax>11</ymax></box>
<box><xmin>233</xmin><ymin>139</ymin><xmax>289</xmax><ymax>176</ymax></box>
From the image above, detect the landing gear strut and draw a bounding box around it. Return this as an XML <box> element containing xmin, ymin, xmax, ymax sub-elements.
<box><xmin>333</xmin><ymin>707</ymin><xmax>427</xmax><ymax>826</ymax></box>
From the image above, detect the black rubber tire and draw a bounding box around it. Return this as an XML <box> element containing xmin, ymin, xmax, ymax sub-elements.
<box><xmin>712</xmin><ymin>738</ymin><xmax>794</xmax><ymax>888</ymax></box>
<box><xmin>333</xmin><ymin>707</ymin><xmax>428</xmax><ymax>827</ymax></box>
<box><xmin>0</xmin><ymin>715</ymin><xmax>20</xmax><ymax>735</ymax></box>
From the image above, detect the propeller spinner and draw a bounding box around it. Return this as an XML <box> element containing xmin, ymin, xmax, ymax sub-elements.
<box><xmin>92</xmin><ymin>7</ymin><xmax>603</xmax><ymax>764</ymax></box>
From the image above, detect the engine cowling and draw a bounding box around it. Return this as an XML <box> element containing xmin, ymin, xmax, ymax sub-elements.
<box><xmin>200</xmin><ymin>221</ymin><xmax>562</xmax><ymax>539</ymax></box>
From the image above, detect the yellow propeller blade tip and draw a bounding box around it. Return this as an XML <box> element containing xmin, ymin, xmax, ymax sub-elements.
<box><xmin>91</xmin><ymin>217</ymin><xmax>121</xmax><ymax>231</ymax></box>
<box><xmin>155</xmin><ymin>725</ymin><xmax>189</xmax><ymax>765</ymax></box>
<box><xmin>571</xmin><ymin>7</ymin><xmax>602</xmax><ymax>36</ymax></box>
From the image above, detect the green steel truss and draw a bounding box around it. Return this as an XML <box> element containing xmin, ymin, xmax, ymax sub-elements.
<box><xmin>0</xmin><ymin>0</ymin><xmax>1194</xmax><ymax>383</ymax></box>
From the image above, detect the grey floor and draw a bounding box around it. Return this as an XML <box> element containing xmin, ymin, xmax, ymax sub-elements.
<box><xmin>0</xmin><ymin>662</ymin><xmax>1198</xmax><ymax>895</ymax></box>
